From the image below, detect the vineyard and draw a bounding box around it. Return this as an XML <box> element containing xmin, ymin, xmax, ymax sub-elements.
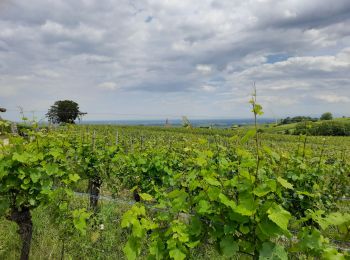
<box><xmin>1</xmin><ymin>109</ymin><xmax>350</xmax><ymax>259</ymax></box>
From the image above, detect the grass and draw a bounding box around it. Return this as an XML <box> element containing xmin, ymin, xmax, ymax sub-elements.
<box><xmin>0</xmin><ymin>196</ymin><xmax>128</xmax><ymax>260</ymax></box>
<box><xmin>1</xmin><ymin>191</ymin><xmax>348</xmax><ymax>259</ymax></box>
<box><xmin>0</xmin><ymin>195</ymin><xmax>231</xmax><ymax>260</ymax></box>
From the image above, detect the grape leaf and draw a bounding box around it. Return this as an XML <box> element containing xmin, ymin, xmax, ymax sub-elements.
<box><xmin>220</xmin><ymin>236</ymin><xmax>239</xmax><ymax>257</ymax></box>
<box><xmin>267</xmin><ymin>204</ymin><xmax>291</xmax><ymax>232</ymax></box>
<box><xmin>139</xmin><ymin>193</ymin><xmax>153</xmax><ymax>201</ymax></box>
<box><xmin>259</xmin><ymin>242</ymin><xmax>288</xmax><ymax>260</ymax></box>
<box><xmin>169</xmin><ymin>249</ymin><xmax>186</xmax><ymax>260</ymax></box>
<box><xmin>277</xmin><ymin>177</ymin><xmax>293</xmax><ymax>190</ymax></box>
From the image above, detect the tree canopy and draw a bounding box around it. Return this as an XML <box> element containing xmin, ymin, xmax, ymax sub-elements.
<box><xmin>279</xmin><ymin>116</ymin><xmax>318</xmax><ymax>125</ymax></box>
<box><xmin>320</xmin><ymin>112</ymin><xmax>333</xmax><ymax>121</ymax></box>
<box><xmin>46</xmin><ymin>100</ymin><xmax>86</xmax><ymax>124</ymax></box>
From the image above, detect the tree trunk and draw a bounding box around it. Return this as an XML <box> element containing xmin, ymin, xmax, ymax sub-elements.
<box><xmin>7</xmin><ymin>207</ymin><xmax>33</xmax><ymax>260</ymax></box>
<box><xmin>88</xmin><ymin>176</ymin><xmax>102</xmax><ymax>211</ymax></box>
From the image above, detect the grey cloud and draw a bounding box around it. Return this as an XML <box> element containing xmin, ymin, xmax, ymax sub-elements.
<box><xmin>251</xmin><ymin>0</ymin><xmax>350</xmax><ymax>30</ymax></box>
<box><xmin>0</xmin><ymin>0</ymin><xmax>350</xmax><ymax>119</ymax></box>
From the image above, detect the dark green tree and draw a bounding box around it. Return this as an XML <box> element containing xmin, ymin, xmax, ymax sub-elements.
<box><xmin>46</xmin><ymin>100</ymin><xmax>86</xmax><ymax>124</ymax></box>
<box><xmin>320</xmin><ymin>112</ymin><xmax>333</xmax><ymax>121</ymax></box>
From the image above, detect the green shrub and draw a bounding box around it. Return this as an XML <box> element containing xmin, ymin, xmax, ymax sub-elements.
<box><xmin>311</xmin><ymin>121</ymin><xmax>350</xmax><ymax>136</ymax></box>
<box><xmin>294</xmin><ymin>121</ymin><xmax>313</xmax><ymax>135</ymax></box>
<box><xmin>279</xmin><ymin>116</ymin><xmax>318</xmax><ymax>125</ymax></box>
<box><xmin>0</xmin><ymin>120</ymin><xmax>11</xmax><ymax>134</ymax></box>
<box><xmin>294</xmin><ymin>120</ymin><xmax>350</xmax><ymax>136</ymax></box>
<box><xmin>320</xmin><ymin>112</ymin><xmax>333</xmax><ymax>121</ymax></box>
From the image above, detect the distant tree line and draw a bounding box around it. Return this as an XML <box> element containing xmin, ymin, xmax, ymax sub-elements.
<box><xmin>279</xmin><ymin>112</ymin><xmax>334</xmax><ymax>125</ymax></box>
<box><xmin>279</xmin><ymin>116</ymin><xmax>318</xmax><ymax>125</ymax></box>
<box><xmin>294</xmin><ymin>121</ymin><xmax>350</xmax><ymax>136</ymax></box>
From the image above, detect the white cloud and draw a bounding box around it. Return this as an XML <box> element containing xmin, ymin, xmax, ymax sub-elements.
<box><xmin>15</xmin><ymin>75</ymin><xmax>32</xmax><ymax>81</ymax></box>
<box><xmin>196</xmin><ymin>64</ymin><xmax>212</xmax><ymax>74</ymax></box>
<box><xmin>36</xmin><ymin>69</ymin><xmax>61</xmax><ymax>78</ymax></box>
<box><xmin>315</xmin><ymin>94</ymin><xmax>350</xmax><ymax>103</ymax></box>
<box><xmin>200</xmin><ymin>85</ymin><xmax>216</xmax><ymax>92</ymax></box>
<box><xmin>41</xmin><ymin>20</ymin><xmax>105</xmax><ymax>43</ymax></box>
<box><xmin>0</xmin><ymin>0</ymin><xmax>350</xmax><ymax>119</ymax></box>
<box><xmin>0</xmin><ymin>85</ymin><xmax>18</xmax><ymax>97</ymax></box>
<box><xmin>231</xmin><ymin>49</ymin><xmax>350</xmax><ymax>84</ymax></box>
<box><xmin>97</xmin><ymin>82</ymin><xmax>118</xmax><ymax>90</ymax></box>
<box><xmin>242</xmin><ymin>54</ymin><xmax>267</xmax><ymax>66</ymax></box>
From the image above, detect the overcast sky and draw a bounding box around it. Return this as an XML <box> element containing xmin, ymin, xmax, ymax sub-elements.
<box><xmin>1</xmin><ymin>0</ymin><xmax>350</xmax><ymax>121</ymax></box>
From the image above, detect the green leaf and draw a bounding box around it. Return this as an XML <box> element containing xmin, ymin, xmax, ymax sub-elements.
<box><xmin>12</xmin><ymin>152</ymin><xmax>28</xmax><ymax>163</ymax></box>
<box><xmin>263</xmin><ymin>146</ymin><xmax>280</xmax><ymax>161</ymax></box>
<box><xmin>167</xmin><ymin>189</ymin><xmax>188</xmax><ymax>211</ymax></box>
<box><xmin>171</xmin><ymin>222</ymin><xmax>189</xmax><ymax>243</ymax></box>
<box><xmin>196</xmin><ymin>157</ymin><xmax>207</xmax><ymax>167</ymax></box>
<box><xmin>312</xmin><ymin>211</ymin><xmax>350</xmax><ymax>230</ymax></box>
<box><xmin>149</xmin><ymin>239</ymin><xmax>165</xmax><ymax>259</ymax></box>
<box><xmin>204</xmin><ymin>177</ymin><xmax>221</xmax><ymax>187</ymax></box>
<box><xmin>121</xmin><ymin>205</ymin><xmax>146</xmax><ymax>228</ymax></box>
<box><xmin>239</xmin><ymin>224</ymin><xmax>250</xmax><ymax>235</ymax></box>
<box><xmin>259</xmin><ymin>242</ymin><xmax>288</xmax><ymax>260</ymax></box>
<box><xmin>139</xmin><ymin>193</ymin><xmax>153</xmax><ymax>201</ymax></box>
<box><xmin>169</xmin><ymin>248</ymin><xmax>186</xmax><ymax>260</ymax></box>
<box><xmin>186</xmin><ymin>240</ymin><xmax>200</xmax><ymax>249</ymax></box>
<box><xmin>218</xmin><ymin>193</ymin><xmax>236</xmax><ymax>209</ymax></box>
<box><xmin>30</xmin><ymin>170</ymin><xmax>41</xmax><ymax>183</ymax></box>
<box><xmin>322</xmin><ymin>248</ymin><xmax>345</xmax><ymax>260</ymax></box>
<box><xmin>72</xmin><ymin>208</ymin><xmax>92</xmax><ymax>235</ymax></box>
<box><xmin>197</xmin><ymin>200</ymin><xmax>211</xmax><ymax>214</ymax></box>
<box><xmin>277</xmin><ymin>177</ymin><xmax>293</xmax><ymax>190</ymax></box>
<box><xmin>168</xmin><ymin>189</ymin><xmax>185</xmax><ymax>199</ymax></box>
<box><xmin>220</xmin><ymin>236</ymin><xmax>239</xmax><ymax>257</ymax></box>
<box><xmin>44</xmin><ymin>163</ymin><xmax>59</xmax><ymax>176</ymax></box>
<box><xmin>0</xmin><ymin>198</ymin><xmax>9</xmax><ymax>216</ymax></box>
<box><xmin>235</xmin><ymin>192</ymin><xmax>256</xmax><ymax>216</ymax></box>
<box><xmin>254</xmin><ymin>183</ymin><xmax>273</xmax><ymax>197</ymax></box>
<box><xmin>257</xmin><ymin>218</ymin><xmax>282</xmax><ymax>239</ymax></box>
<box><xmin>267</xmin><ymin>204</ymin><xmax>291</xmax><ymax>232</ymax></box>
<box><xmin>68</xmin><ymin>174</ymin><xmax>80</xmax><ymax>182</ymax></box>
<box><xmin>49</xmin><ymin>149</ymin><xmax>63</xmax><ymax>159</ymax></box>
<box><xmin>325</xmin><ymin>212</ymin><xmax>350</xmax><ymax>227</ymax></box>
<box><xmin>131</xmin><ymin>219</ymin><xmax>144</xmax><ymax>238</ymax></box>
<box><xmin>207</xmin><ymin>187</ymin><xmax>221</xmax><ymax>201</ymax></box>
<box><xmin>297</xmin><ymin>191</ymin><xmax>315</xmax><ymax>197</ymax></box>
<box><xmin>189</xmin><ymin>217</ymin><xmax>202</xmax><ymax>236</ymax></box>
<box><xmin>254</xmin><ymin>179</ymin><xmax>276</xmax><ymax>197</ymax></box>
<box><xmin>241</xmin><ymin>129</ymin><xmax>256</xmax><ymax>144</ymax></box>
<box><xmin>297</xmin><ymin>229</ymin><xmax>324</xmax><ymax>251</ymax></box>
<box><xmin>123</xmin><ymin>238</ymin><xmax>138</xmax><ymax>260</ymax></box>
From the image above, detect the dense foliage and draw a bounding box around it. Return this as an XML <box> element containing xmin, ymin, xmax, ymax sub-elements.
<box><xmin>46</xmin><ymin>100</ymin><xmax>86</xmax><ymax>124</ymax></box>
<box><xmin>0</xmin><ymin>129</ymin><xmax>81</xmax><ymax>259</ymax></box>
<box><xmin>295</xmin><ymin>120</ymin><xmax>350</xmax><ymax>136</ymax></box>
<box><xmin>279</xmin><ymin>116</ymin><xmax>318</xmax><ymax>125</ymax></box>
<box><xmin>320</xmin><ymin>112</ymin><xmax>333</xmax><ymax>121</ymax></box>
<box><xmin>0</xmin><ymin>112</ymin><xmax>349</xmax><ymax>259</ymax></box>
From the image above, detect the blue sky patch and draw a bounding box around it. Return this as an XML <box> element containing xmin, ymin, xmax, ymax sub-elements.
<box><xmin>145</xmin><ymin>16</ymin><xmax>153</xmax><ymax>23</ymax></box>
<box><xmin>266</xmin><ymin>54</ymin><xmax>291</xmax><ymax>64</ymax></box>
